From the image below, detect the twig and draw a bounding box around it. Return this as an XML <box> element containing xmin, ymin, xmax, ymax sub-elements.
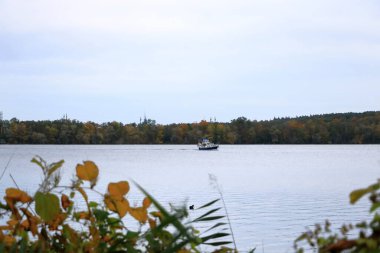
<box><xmin>10</xmin><ymin>173</ymin><xmax>20</xmax><ymax>189</ymax></box>
<box><xmin>0</xmin><ymin>150</ymin><xmax>16</xmax><ymax>182</ymax></box>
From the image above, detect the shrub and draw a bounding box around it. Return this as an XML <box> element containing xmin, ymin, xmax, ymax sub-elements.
<box><xmin>0</xmin><ymin>156</ymin><xmax>236</xmax><ymax>252</ymax></box>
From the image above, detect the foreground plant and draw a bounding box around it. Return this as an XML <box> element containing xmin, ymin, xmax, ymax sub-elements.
<box><xmin>295</xmin><ymin>179</ymin><xmax>380</xmax><ymax>252</ymax></box>
<box><xmin>0</xmin><ymin>156</ymin><xmax>235</xmax><ymax>252</ymax></box>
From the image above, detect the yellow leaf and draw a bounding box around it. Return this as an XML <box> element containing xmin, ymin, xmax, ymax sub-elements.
<box><xmin>108</xmin><ymin>181</ymin><xmax>130</xmax><ymax>200</ymax></box>
<box><xmin>5</xmin><ymin>188</ymin><xmax>32</xmax><ymax>203</ymax></box>
<box><xmin>104</xmin><ymin>195</ymin><xmax>130</xmax><ymax>218</ymax></box>
<box><xmin>104</xmin><ymin>195</ymin><xmax>116</xmax><ymax>211</ymax></box>
<box><xmin>76</xmin><ymin>161</ymin><xmax>99</xmax><ymax>182</ymax></box>
<box><xmin>75</xmin><ymin>211</ymin><xmax>90</xmax><ymax>220</ymax></box>
<box><xmin>7</xmin><ymin>219</ymin><xmax>18</xmax><ymax>228</ymax></box>
<box><xmin>142</xmin><ymin>197</ymin><xmax>152</xmax><ymax>209</ymax></box>
<box><xmin>3</xmin><ymin>235</ymin><xmax>16</xmax><ymax>246</ymax></box>
<box><xmin>20</xmin><ymin>207</ymin><xmax>33</xmax><ymax>218</ymax></box>
<box><xmin>129</xmin><ymin>207</ymin><xmax>148</xmax><ymax>223</ymax></box>
<box><xmin>48</xmin><ymin>213</ymin><xmax>67</xmax><ymax>230</ymax></box>
<box><xmin>21</xmin><ymin>219</ymin><xmax>30</xmax><ymax>230</ymax></box>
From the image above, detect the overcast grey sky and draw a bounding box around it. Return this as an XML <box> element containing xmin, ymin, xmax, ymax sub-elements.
<box><xmin>0</xmin><ymin>0</ymin><xmax>379</xmax><ymax>123</ymax></box>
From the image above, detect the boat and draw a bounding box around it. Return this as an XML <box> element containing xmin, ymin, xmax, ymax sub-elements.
<box><xmin>197</xmin><ymin>138</ymin><xmax>219</xmax><ymax>150</ymax></box>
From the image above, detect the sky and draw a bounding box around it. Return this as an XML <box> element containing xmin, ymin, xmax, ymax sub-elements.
<box><xmin>0</xmin><ymin>0</ymin><xmax>379</xmax><ymax>124</ymax></box>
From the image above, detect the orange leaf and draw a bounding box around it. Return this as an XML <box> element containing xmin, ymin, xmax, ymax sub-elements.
<box><xmin>7</xmin><ymin>219</ymin><xmax>18</xmax><ymax>227</ymax></box>
<box><xmin>104</xmin><ymin>195</ymin><xmax>116</xmax><ymax>211</ymax></box>
<box><xmin>129</xmin><ymin>207</ymin><xmax>148</xmax><ymax>223</ymax></box>
<box><xmin>108</xmin><ymin>181</ymin><xmax>130</xmax><ymax>200</ymax></box>
<box><xmin>0</xmin><ymin>225</ymin><xmax>12</xmax><ymax>230</ymax></box>
<box><xmin>48</xmin><ymin>213</ymin><xmax>67</xmax><ymax>230</ymax></box>
<box><xmin>142</xmin><ymin>197</ymin><xmax>152</xmax><ymax>209</ymax></box>
<box><xmin>75</xmin><ymin>211</ymin><xmax>90</xmax><ymax>220</ymax></box>
<box><xmin>21</xmin><ymin>219</ymin><xmax>30</xmax><ymax>230</ymax></box>
<box><xmin>5</xmin><ymin>188</ymin><xmax>32</xmax><ymax>203</ymax></box>
<box><xmin>76</xmin><ymin>161</ymin><xmax>99</xmax><ymax>181</ymax></box>
<box><xmin>104</xmin><ymin>195</ymin><xmax>130</xmax><ymax>218</ymax></box>
<box><xmin>3</xmin><ymin>235</ymin><xmax>16</xmax><ymax>246</ymax></box>
<box><xmin>61</xmin><ymin>194</ymin><xmax>72</xmax><ymax>209</ymax></box>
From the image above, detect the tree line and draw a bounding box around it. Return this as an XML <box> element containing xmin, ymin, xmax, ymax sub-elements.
<box><xmin>0</xmin><ymin>111</ymin><xmax>379</xmax><ymax>144</ymax></box>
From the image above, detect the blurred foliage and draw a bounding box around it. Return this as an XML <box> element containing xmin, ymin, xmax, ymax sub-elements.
<box><xmin>0</xmin><ymin>112</ymin><xmax>380</xmax><ymax>144</ymax></box>
<box><xmin>0</xmin><ymin>157</ymin><xmax>238</xmax><ymax>252</ymax></box>
<box><xmin>295</xmin><ymin>179</ymin><xmax>380</xmax><ymax>252</ymax></box>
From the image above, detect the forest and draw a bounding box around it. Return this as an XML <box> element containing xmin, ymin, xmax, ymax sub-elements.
<box><xmin>0</xmin><ymin>111</ymin><xmax>379</xmax><ymax>144</ymax></box>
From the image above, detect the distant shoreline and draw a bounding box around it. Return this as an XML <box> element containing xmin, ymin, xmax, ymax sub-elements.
<box><xmin>1</xmin><ymin>111</ymin><xmax>379</xmax><ymax>145</ymax></box>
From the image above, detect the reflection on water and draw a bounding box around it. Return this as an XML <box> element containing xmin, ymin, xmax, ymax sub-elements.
<box><xmin>0</xmin><ymin>145</ymin><xmax>379</xmax><ymax>252</ymax></box>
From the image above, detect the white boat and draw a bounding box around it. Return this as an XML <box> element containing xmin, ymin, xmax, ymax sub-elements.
<box><xmin>197</xmin><ymin>138</ymin><xmax>219</xmax><ymax>150</ymax></box>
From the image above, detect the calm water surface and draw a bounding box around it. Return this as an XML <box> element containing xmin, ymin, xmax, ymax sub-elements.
<box><xmin>0</xmin><ymin>145</ymin><xmax>379</xmax><ymax>252</ymax></box>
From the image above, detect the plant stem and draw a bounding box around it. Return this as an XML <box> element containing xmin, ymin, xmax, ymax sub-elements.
<box><xmin>216</xmin><ymin>185</ymin><xmax>237</xmax><ymax>250</ymax></box>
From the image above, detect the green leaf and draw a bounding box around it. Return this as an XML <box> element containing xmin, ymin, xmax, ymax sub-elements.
<box><xmin>93</xmin><ymin>209</ymin><xmax>108</xmax><ymax>221</ymax></box>
<box><xmin>370</xmin><ymin>202</ymin><xmax>380</xmax><ymax>213</ymax></box>
<box><xmin>48</xmin><ymin>160</ymin><xmax>64</xmax><ymax>176</ymax></box>
<box><xmin>197</xmin><ymin>199</ymin><xmax>219</xmax><ymax>209</ymax></box>
<box><xmin>193</xmin><ymin>215</ymin><xmax>225</xmax><ymax>222</ymax></box>
<box><xmin>203</xmin><ymin>241</ymin><xmax>233</xmax><ymax>246</ymax></box>
<box><xmin>31</xmin><ymin>156</ymin><xmax>45</xmax><ymax>172</ymax></box>
<box><xmin>193</xmin><ymin>208</ymin><xmax>221</xmax><ymax>223</ymax></box>
<box><xmin>35</xmin><ymin>191</ymin><xmax>60</xmax><ymax>222</ymax></box>
<box><xmin>89</xmin><ymin>201</ymin><xmax>99</xmax><ymax>208</ymax></box>
<box><xmin>202</xmin><ymin>222</ymin><xmax>228</xmax><ymax>234</ymax></box>
<box><xmin>201</xmin><ymin>232</ymin><xmax>230</xmax><ymax>242</ymax></box>
<box><xmin>350</xmin><ymin>183</ymin><xmax>380</xmax><ymax>204</ymax></box>
<box><xmin>134</xmin><ymin>181</ymin><xmax>196</xmax><ymax>252</ymax></box>
<box><xmin>126</xmin><ymin>230</ymin><xmax>140</xmax><ymax>239</ymax></box>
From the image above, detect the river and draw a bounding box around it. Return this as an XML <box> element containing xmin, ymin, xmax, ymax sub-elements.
<box><xmin>0</xmin><ymin>145</ymin><xmax>379</xmax><ymax>252</ymax></box>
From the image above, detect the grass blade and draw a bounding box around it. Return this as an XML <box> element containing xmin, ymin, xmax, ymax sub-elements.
<box><xmin>196</xmin><ymin>199</ymin><xmax>219</xmax><ymax>209</ymax></box>
<box><xmin>192</xmin><ymin>208</ymin><xmax>221</xmax><ymax>223</ymax></box>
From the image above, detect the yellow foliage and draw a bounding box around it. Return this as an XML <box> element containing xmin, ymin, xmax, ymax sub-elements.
<box><xmin>129</xmin><ymin>207</ymin><xmax>148</xmax><ymax>223</ymax></box>
<box><xmin>104</xmin><ymin>195</ymin><xmax>130</xmax><ymax>218</ymax></box>
<box><xmin>76</xmin><ymin>211</ymin><xmax>91</xmax><ymax>220</ymax></box>
<box><xmin>0</xmin><ymin>225</ymin><xmax>12</xmax><ymax>230</ymax></box>
<box><xmin>20</xmin><ymin>207</ymin><xmax>40</xmax><ymax>235</ymax></box>
<box><xmin>5</xmin><ymin>188</ymin><xmax>32</xmax><ymax>203</ymax></box>
<box><xmin>3</xmin><ymin>235</ymin><xmax>16</xmax><ymax>247</ymax></box>
<box><xmin>21</xmin><ymin>219</ymin><xmax>30</xmax><ymax>230</ymax></box>
<box><xmin>48</xmin><ymin>213</ymin><xmax>67</xmax><ymax>230</ymax></box>
<box><xmin>143</xmin><ymin>197</ymin><xmax>152</xmax><ymax>209</ymax></box>
<box><xmin>76</xmin><ymin>161</ymin><xmax>99</xmax><ymax>182</ymax></box>
<box><xmin>108</xmin><ymin>181</ymin><xmax>130</xmax><ymax>200</ymax></box>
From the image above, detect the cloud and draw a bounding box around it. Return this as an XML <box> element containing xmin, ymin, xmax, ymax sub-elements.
<box><xmin>0</xmin><ymin>0</ymin><xmax>379</xmax><ymax>122</ymax></box>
